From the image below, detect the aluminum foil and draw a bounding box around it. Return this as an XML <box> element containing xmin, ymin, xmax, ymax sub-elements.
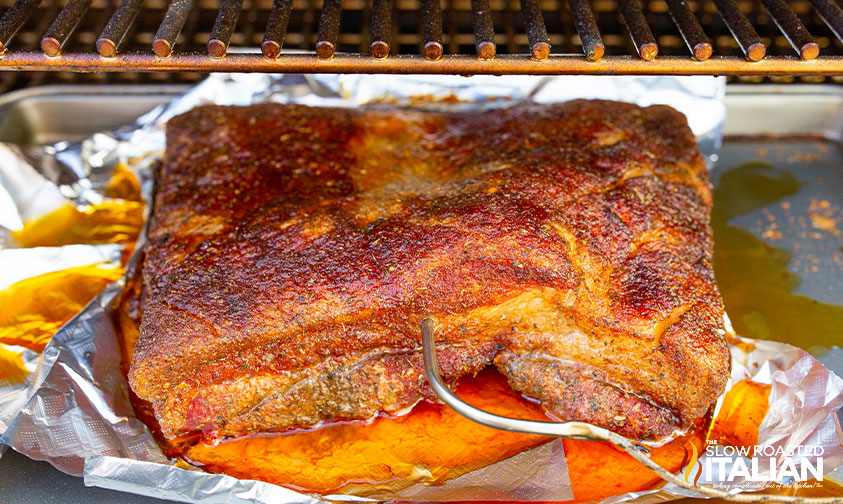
<box><xmin>0</xmin><ymin>73</ymin><xmax>840</xmax><ymax>503</ymax></box>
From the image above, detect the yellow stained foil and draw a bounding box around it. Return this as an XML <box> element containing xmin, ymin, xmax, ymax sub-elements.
<box><xmin>105</xmin><ymin>162</ymin><xmax>144</xmax><ymax>202</ymax></box>
<box><xmin>0</xmin><ymin>344</ymin><xmax>27</xmax><ymax>383</ymax></box>
<box><xmin>11</xmin><ymin>199</ymin><xmax>144</xmax><ymax>248</ymax></box>
<box><xmin>12</xmin><ymin>163</ymin><xmax>144</xmax><ymax>248</ymax></box>
<box><xmin>0</xmin><ymin>263</ymin><xmax>125</xmax><ymax>352</ymax></box>
<box><xmin>0</xmin><ymin>165</ymin><xmax>142</xmax><ymax>382</ymax></box>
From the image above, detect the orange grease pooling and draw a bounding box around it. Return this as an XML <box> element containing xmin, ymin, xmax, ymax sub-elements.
<box><xmin>147</xmin><ymin>368</ymin><xmax>707</xmax><ymax>500</ymax></box>
<box><xmin>0</xmin><ymin>264</ymin><xmax>125</xmax><ymax>352</ymax></box>
<box><xmin>709</xmin><ymin>380</ymin><xmax>772</xmax><ymax>450</ymax></box>
<box><xmin>564</xmin><ymin>421</ymin><xmax>706</xmax><ymax>502</ymax></box>
<box><xmin>118</xmin><ymin>265</ymin><xmax>707</xmax><ymax>501</ymax></box>
<box><xmin>176</xmin><ymin>368</ymin><xmax>551</xmax><ymax>495</ymax></box>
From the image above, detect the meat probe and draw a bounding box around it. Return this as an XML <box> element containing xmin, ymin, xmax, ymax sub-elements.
<box><xmin>421</xmin><ymin>317</ymin><xmax>843</xmax><ymax>504</ymax></box>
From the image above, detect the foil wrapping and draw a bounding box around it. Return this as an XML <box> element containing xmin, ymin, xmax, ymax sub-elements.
<box><xmin>0</xmin><ymin>73</ymin><xmax>840</xmax><ymax>503</ymax></box>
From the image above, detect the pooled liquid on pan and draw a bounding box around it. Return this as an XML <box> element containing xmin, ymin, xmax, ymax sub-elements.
<box><xmin>712</xmin><ymin>162</ymin><xmax>843</xmax><ymax>353</ymax></box>
<box><xmin>155</xmin><ymin>367</ymin><xmax>705</xmax><ymax>499</ymax></box>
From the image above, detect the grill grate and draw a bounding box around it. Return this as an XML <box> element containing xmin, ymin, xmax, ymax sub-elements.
<box><xmin>1</xmin><ymin>0</ymin><xmax>843</xmax><ymax>88</ymax></box>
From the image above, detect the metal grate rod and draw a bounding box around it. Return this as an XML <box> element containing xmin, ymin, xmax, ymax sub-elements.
<box><xmin>41</xmin><ymin>0</ymin><xmax>91</xmax><ymax>56</ymax></box>
<box><xmin>370</xmin><ymin>0</ymin><xmax>391</xmax><ymax>58</ymax></box>
<box><xmin>712</xmin><ymin>0</ymin><xmax>765</xmax><ymax>61</ymax></box>
<box><xmin>208</xmin><ymin>0</ymin><xmax>243</xmax><ymax>58</ymax></box>
<box><xmin>153</xmin><ymin>0</ymin><xmax>193</xmax><ymax>57</ymax></box>
<box><xmin>568</xmin><ymin>0</ymin><xmax>605</xmax><ymax>61</ymax></box>
<box><xmin>0</xmin><ymin>0</ymin><xmax>841</xmax><ymax>76</ymax></box>
<box><xmin>0</xmin><ymin>0</ymin><xmax>41</xmax><ymax>53</ymax></box>
<box><xmin>616</xmin><ymin>0</ymin><xmax>657</xmax><ymax>60</ymax></box>
<box><xmin>2</xmin><ymin>52</ymin><xmax>843</xmax><ymax>74</ymax></box>
<box><xmin>521</xmin><ymin>0</ymin><xmax>550</xmax><ymax>60</ymax></box>
<box><xmin>811</xmin><ymin>0</ymin><xmax>843</xmax><ymax>43</ymax></box>
<box><xmin>96</xmin><ymin>0</ymin><xmax>145</xmax><ymax>57</ymax></box>
<box><xmin>262</xmin><ymin>0</ymin><xmax>293</xmax><ymax>58</ymax></box>
<box><xmin>760</xmin><ymin>0</ymin><xmax>819</xmax><ymax>60</ymax></box>
<box><xmin>422</xmin><ymin>0</ymin><xmax>443</xmax><ymax>59</ymax></box>
<box><xmin>471</xmin><ymin>0</ymin><xmax>496</xmax><ymax>59</ymax></box>
<box><xmin>664</xmin><ymin>0</ymin><xmax>713</xmax><ymax>61</ymax></box>
<box><xmin>316</xmin><ymin>0</ymin><xmax>341</xmax><ymax>59</ymax></box>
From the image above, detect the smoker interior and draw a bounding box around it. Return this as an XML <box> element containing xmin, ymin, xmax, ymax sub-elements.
<box><xmin>1</xmin><ymin>0</ymin><xmax>843</xmax><ymax>89</ymax></box>
<box><xmin>0</xmin><ymin>82</ymin><xmax>841</xmax><ymax>502</ymax></box>
<box><xmin>0</xmin><ymin>0</ymin><xmax>840</xmax><ymax>503</ymax></box>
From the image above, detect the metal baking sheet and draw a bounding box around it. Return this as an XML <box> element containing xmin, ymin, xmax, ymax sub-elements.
<box><xmin>715</xmin><ymin>85</ymin><xmax>843</xmax><ymax>357</ymax></box>
<box><xmin>0</xmin><ymin>84</ymin><xmax>188</xmax><ymax>144</ymax></box>
<box><xmin>0</xmin><ymin>82</ymin><xmax>841</xmax><ymax>503</ymax></box>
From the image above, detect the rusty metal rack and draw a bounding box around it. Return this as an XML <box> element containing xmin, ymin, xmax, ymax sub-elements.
<box><xmin>1</xmin><ymin>0</ymin><xmax>843</xmax><ymax>81</ymax></box>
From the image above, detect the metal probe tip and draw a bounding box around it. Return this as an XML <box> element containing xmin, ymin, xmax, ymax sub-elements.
<box><xmin>747</xmin><ymin>42</ymin><xmax>766</xmax><ymax>61</ymax></box>
<box><xmin>586</xmin><ymin>44</ymin><xmax>605</xmax><ymax>61</ymax></box>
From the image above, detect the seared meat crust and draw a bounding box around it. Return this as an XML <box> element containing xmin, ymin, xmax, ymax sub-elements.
<box><xmin>129</xmin><ymin>100</ymin><xmax>730</xmax><ymax>442</ymax></box>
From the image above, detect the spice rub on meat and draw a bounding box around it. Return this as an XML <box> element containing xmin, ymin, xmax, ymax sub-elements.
<box><xmin>129</xmin><ymin>100</ymin><xmax>730</xmax><ymax>443</ymax></box>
